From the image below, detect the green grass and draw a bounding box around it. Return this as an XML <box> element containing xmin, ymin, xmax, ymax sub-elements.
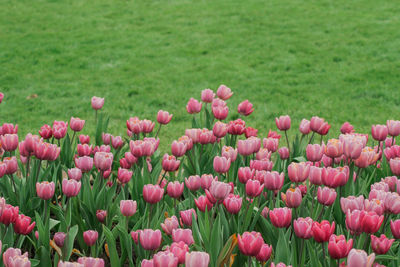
<box><xmin>1</xmin><ymin>0</ymin><xmax>400</xmax><ymax>150</ymax></box>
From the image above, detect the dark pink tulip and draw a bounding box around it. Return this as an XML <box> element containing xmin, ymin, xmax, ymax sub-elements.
<box><xmin>186</xmin><ymin>98</ymin><xmax>202</xmax><ymax>114</ymax></box>
<box><xmin>54</xmin><ymin>232</ymin><xmax>67</xmax><ymax>247</ymax></box>
<box><xmin>328</xmin><ymin>235</ymin><xmax>353</xmax><ymax>259</ymax></box>
<box><xmin>62</xmin><ymin>179</ymin><xmax>81</xmax><ymax>197</ymax></box>
<box><xmin>237</xmin><ymin>231</ymin><xmax>264</xmax><ymax>256</ymax></box>
<box><xmin>185</xmin><ymin>175</ymin><xmax>201</xmax><ymax>191</ymax></box>
<box><xmin>120</xmin><ymin>200</ymin><xmax>137</xmax><ymax>217</ymax></box>
<box><xmin>140</xmin><ymin>119</ymin><xmax>155</xmax><ymax>134</ymax></box>
<box><xmin>79</xmin><ymin>135</ymin><xmax>90</xmax><ymax>144</ymax></box>
<box><xmin>371</xmin><ymin>124</ymin><xmax>388</xmax><ymax>141</ymax></box>
<box><xmin>1</xmin><ymin>123</ymin><xmax>18</xmax><ymax>135</ymax></box>
<box><xmin>309</xmin><ymin>166</ymin><xmax>323</xmax><ymax>185</ymax></box>
<box><xmin>227</xmin><ymin>119</ymin><xmax>246</xmax><ymax>135</ymax></box>
<box><xmin>361</xmin><ymin>211</ymin><xmax>384</xmax><ymax>234</ymax></box>
<box><xmin>263</xmin><ymin>137</ymin><xmax>279</xmax><ymax>152</ymax></box>
<box><xmin>245</xmin><ymin>127</ymin><xmax>258</xmax><ymax>138</ymax></box>
<box><xmin>143</xmin><ymin>184</ymin><xmax>164</xmax><ymax>204</ymax></box>
<box><xmin>75</xmin><ymin>156</ymin><xmax>93</xmax><ymax>172</ymax></box>
<box><xmin>14</xmin><ymin>214</ymin><xmax>35</xmax><ymax>235</ymax></box>
<box><xmin>91</xmin><ymin>96</ymin><xmax>104</xmax><ymax>110</ymax></box>
<box><xmin>347</xmin><ymin>249</ymin><xmax>375</xmax><ymax>267</ymax></box>
<box><xmin>117</xmin><ymin>168</ymin><xmax>132</xmax><ymax>184</ymax></box>
<box><xmin>83</xmin><ymin>230</ymin><xmax>98</xmax><ymax>246</ymax></box>
<box><xmin>0</xmin><ymin>162</ymin><xmax>6</xmax><ymax>178</ymax></box>
<box><xmin>341</xmin><ymin>122</ymin><xmax>354</xmax><ymax>134</ymax></box>
<box><xmin>111</xmin><ymin>136</ymin><xmax>123</xmax><ymax>149</ymax></box>
<box><xmin>278</xmin><ymin>147</ymin><xmax>289</xmax><ymax>160</ymax></box>
<box><xmin>390</xmin><ymin>157</ymin><xmax>400</xmax><ymax>175</ymax></box>
<box><xmin>317</xmin><ymin>187</ymin><xmax>337</xmax><ymax>206</ymax></box>
<box><xmin>294</xmin><ymin>217</ymin><xmax>313</xmax><ymax>239</ymax></box>
<box><xmin>153</xmin><ymin>251</ymin><xmax>178</xmax><ymax>267</ymax></box>
<box><xmin>185</xmin><ymin>251</ymin><xmax>210</xmax><ymax>267</ymax></box>
<box><xmin>70</xmin><ymin>117</ymin><xmax>85</xmax><ymax>132</ymax></box>
<box><xmin>126</xmin><ymin>117</ymin><xmax>142</xmax><ymax>134</ymax></box>
<box><xmin>77</xmin><ymin>144</ymin><xmax>92</xmax><ymax>157</ymax></box>
<box><xmin>167</xmin><ymin>181</ymin><xmax>184</xmax><ymax>199</ymax></box>
<box><xmin>250</xmin><ymin>159</ymin><xmax>273</xmax><ymax>171</ymax></box>
<box><xmin>282</xmin><ymin>187</ymin><xmax>302</xmax><ymax>208</ymax></box>
<box><xmin>157</xmin><ymin>110</ymin><xmax>173</xmax><ymax>125</ymax></box>
<box><xmin>200</xmin><ymin>174</ymin><xmax>216</xmax><ymax>190</ymax></box>
<box><xmin>387</xmin><ymin>120</ymin><xmax>400</xmax><ymax>137</ymax></box>
<box><xmin>195</xmin><ymin>195</ymin><xmax>213</xmax><ymax>212</ymax></box>
<box><xmin>238</xmin><ymin>167</ymin><xmax>254</xmax><ymax>184</ymax></box>
<box><xmin>161</xmin><ymin>216</ymin><xmax>179</xmax><ymax>235</ymax></box>
<box><xmin>371</xmin><ymin>234</ymin><xmax>394</xmax><ymax>254</ymax></box>
<box><xmin>4</xmin><ymin>157</ymin><xmax>18</xmax><ymax>175</ymax></box>
<box><xmin>269</xmin><ymin>207</ymin><xmax>292</xmax><ymax>228</ymax></box>
<box><xmin>201</xmin><ymin>88</ymin><xmax>215</xmax><ymax>103</ymax></box>
<box><xmin>223</xmin><ymin>194</ymin><xmax>242</xmax><ymax>214</ymax></box>
<box><xmin>213</xmin><ymin>156</ymin><xmax>230</xmax><ymax>173</ymax></box>
<box><xmin>212</xmin><ymin>104</ymin><xmax>229</xmax><ymax>120</ymax></box>
<box><xmin>209</xmin><ymin>181</ymin><xmax>231</xmax><ymax>201</ymax></box>
<box><xmin>36</xmin><ymin>181</ymin><xmax>55</xmax><ymax>200</ymax></box>
<box><xmin>288</xmin><ymin>162</ymin><xmax>310</xmax><ymax>183</ymax></box>
<box><xmin>390</xmin><ymin>219</ymin><xmax>400</xmax><ymax>238</ymax></box>
<box><xmin>306</xmin><ymin>144</ymin><xmax>324</xmax><ymax>162</ymax></box>
<box><xmin>139</xmin><ymin>229</ymin><xmax>162</xmax><ymax>250</ymax></box>
<box><xmin>212</xmin><ymin>121</ymin><xmax>228</xmax><ymax>138</ymax></box>
<box><xmin>52</xmin><ymin>121</ymin><xmax>68</xmax><ymax>139</ymax></box>
<box><xmin>130</xmin><ymin>230</ymin><xmax>142</xmax><ymax>244</ymax></box>
<box><xmin>256</xmin><ymin>243</ymin><xmax>272</xmax><ymax>262</ymax></box>
<box><xmin>94</xmin><ymin>152</ymin><xmax>113</xmax><ymax>171</ymax></box>
<box><xmin>264</xmin><ymin>171</ymin><xmax>284</xmax><ymax>191</ymax></box>
<box><xmin>96</xmin><ymin>210</ymin><xmax>107</xmax><ymax>223</ymax></box>
<box><xmin>216</xmin><ymin>84</ymin><xmax>233</xmax><ymax>100</ymax></box>
<box><xmin>237</xmin><ymin>100</ymin><xmax>254</xmax><ymax>116</ymax></box>
<box><xmin>172</xmin><ymin>229</ymin><xmax>194</xmax><ymax>245</ymax></box>
<box><xmin>246</xmin><ymin>180</ymin><xmax>264</xmax><ymax>197</ymax></box>
<box><xmin>322</xmin><ymin>166</ymin><xmax>349</xmax><ymax>188</ymax></box>
<box><xmin>275</xmin><ymin>115</ymin><xmax>291</xmax><ymax>131</ymax></box>
<box><xmin>0</xmin><ymin>134</ymin><xmax>18</xmax><ymax>151</ymax></box>
<box><xmin>77</xmin><ymin>257</ymin><xmax>105</xmax><ymax>267</ymax></box>
<box><xmin>299</xmin><ymin>119</ymin><xmax>311</xmax><ymax>135</ymax></box>
<box><xmin>0</xmin><ymin>92</ymin><xmax>3</xmax><ymax>103</ymax></box>
<box><xmin>0</xmin><ymin>204</ymin><xmax>19</xmax><ymax>225</ymax></box>
<box><xmin>162</xmin><ymin>154</ymin><xmax>180</xmax><ymax>172</ymax></box>
<box><xmin>171</xmin><ymin>141</ymin><xmax>186</xmax><ymax>157</ymax></box>
<box><xmin>180</xmin><ymin>209</ymin><xmax>196</xmax><ymax>226</ymax></box>
<box><xmin>167</xmin><ymin>241</ymin><xmax>189</xmax><ymax>264</ymax></box>
<box><xmin>312</xmin><ymin>220</ymin><xmax>335</xmax><ymax>243</ymax></box>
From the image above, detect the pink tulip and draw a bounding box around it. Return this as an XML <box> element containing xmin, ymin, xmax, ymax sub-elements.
<box><xmin>91</xmin><ymin>96</ymin><xmax>104</xmax><ymax>110</ymax></box>
<box><xmin>278</xmin><ymin>147</ymin><xmax>289</xmax><ymax>160</ymax></box>
<box><xmin>383</xmin><ymin>193</ymin><xmax>400</xmax><ymax>214</ymax></box>
<box><xmin>14</xmin><ymin>214</ymin><xmax>35</xmax><ymax>235</ymax></box>
<box><xmin>185</xmin><ymin>251</ymin><xmax>209</xmax><ymax>267</ymax></box>
<box><xmin>343</xmin><ymin>139</ymin><xmax>363</xmax><ymax>160</ymax></box>
<box><xmin>167</xmin><ymin>181</ymin><xmax>184</xmax><ymax>199</ymax></box>
<box><xmin>180</xmin><ymin>209</ymin><xmax>196</xmax><ymax>226</ymax></box>
<box><xmin>153</xmin><ymin>251</ymin><xmax>178</xmax><ymax>267</ymax></box>
<box><xmin>361</xmin><ymin>211</ymin><xmax>384</xmax><ymax>234</ymax></box>
<box><xmin>325</xmin><ymin>139</ymin><xmax>343</xmax><ymax>158</ymax></box>
<box><xmin>120</xmin><ymin>200</ymin><xmax>137</xmax><ymax>217</ymax></box>
<box><xmin>275</xmin><ymin>115</ymin><xmax>291</xmax><ymax>131</ymax></box>
<box><xmin>140</xmin><ymin>260</ymin><xmax>153</xmax><ymax>267</ymax></box>
<box><xmin>306</xmin><ymin>144</ymin><xmax>324</xmax><ymax>162</ymax></box>
<box><xmin>126</xmin><ymin>117</ymin><xmax>142</xmax><ymax>134</ymax></box>
<box><xmin>171</xmin><ymin>141</ymin><xmax>186</xmax><ymax>157</ymax></box>
<box><xmin>161</xmin><ymin>216</ymin><xmax>179</xmax><ymax>235</ymax></box>
<box><xmin>288</xmin><ymin>162</ymin><xmax>310</xmax><ymax>183</ymax></box>
<box><xmin>371</xmin><ymin>124</ymin><xmax>388</xmax><ymax>141</ymax></box>
<box><xmin>4</xmin><ymin>157</ymin><xmax>17</xmax><ymax>175</ymax></box>
<box><xmin>322</xmin><ymin>166</ymin><xmax>349</xmax><ymax>188</ymax></box>
<box><xmin>172</xmin><ymin>229</ymin><xmax>194</xmax><ymax>245</ymax></box>
<box><xmin>299</xmin><ymin>119</ymin><xmax>311</xmax><ymax>135</ymax></box>
<box><xmin>341</xmin><ymin>195</ymin><xmax>365</xmax><ymax>213</ymax></box>
<box><xmin>216</xmin><ymin>85</ymin><xmax>233</xmax><ymax>100</ymax></box>
<box><xmin>237</xmin><ymin>231</ymin><xmax>264</xmax><ymax>256</ymax></box>
<box><xmin>212</xmin><ymin>104</ymin><xmax>229</xmax><ymax>120</ymax></box>
<box><xmin>0</xmin><ymin>204</ymin><xmax>19</xmax><ymax>225</ymax></box>
<box><xmin>201</xmin><ymin>89</ymin><xmax>215</xmax><ymax>103</ymax></box>
<box><xmin>79</xmin><ymin>135</ymin><xmax>90</xmax><ymax>144</ymax></box>
<box><xmin>264</xmin><ymin>171</ymin><xmax>284</xmax><ymax>191</ymax></box>
<box><xmin>195</xmin><ymin>195</ymin><xmax>213</xmax><ymax>212</ymax></box>
<box><xmin>221</xmin><ymin>146</ymin><xmax>238</xmax><ymax>162</ymax></box>
<box><xmin>227</xmin><ymin>119</ymin><xmax>246</xmax><ymax>135</ymax></box>
<box><xmin>1</xmin><ymin>123</ymin><xmax>18</xmax><ymax>135</ymax></box>
<box><xmin>282</xmin><ymin>187</ymin><xmax>302</xmax><ymax>208</ymax></box>
<box><xmin>143</xmin><ymin>184</ymin><xmax>164</xmax><ymax>204</ymax></box>
<box><xmin>237</xmin><ymin>100</ymin><xmax>254</xmax><ymax>116</ymax></box>
<box><xmin>328</xmin><ymin>235</ymin><xmax>353</xmax><ymax>259</ymax></box>
<box><xmin>186</xmin><ymin>98</ymin><xmax>202</xmax><ymax>114</ymax></box>
<box><xmin>36</xmin><ymin>181</ymin><xmax>55</xmax><ymax>200</ymax></box>
<box><xmin>74</xmin><ymin>156</ymin><xmax>93</xmax><ymax>172</ymax></box>
<box><xmin>250</xmin><ymin>159</ymin><xmax>273</xmax><ymax>171</ymax></box>
<box><xmin>310</xmin><ymin>116</ymin><xmax>325</xmax><ymax>132</ymax></box>
<box><xmin>317</xmin><ymin>187</ymin><xmax>337</xmax><ymax>206</ymax></box>
<box><xmin>139</xmin><ymin>229</ymin><xmax>162</xmax><ymax>250</ymax></box>
<box><xmin>245</xmin><ymin>127</ymin><xmax>258</xmax><ymax>138</ymax></box>
<box><xmin>165</xmin><ymin>241</ymin><xmax>188</xmax><ymax>264</ymax></box>
<box><xmin>309</xmin><ymin>166</ymin><xmax>322</xmax><ymax>185</ymax></box>
<box><xmin>62</xmin><ymin>179</ymin><xmax>81</xmax><ymax>197</ymax></box>
<box><xmin>70</xmin><ymin>117</ymin><xmax>85</xmax><ymax>132</ymax></box>
<box><xmin>94</xmin><ymin>152</ymin><xmax>113</xmax><ymax>171</ymax></box>
<box><xmin>294</xmin><ymin>217</ymin><xmax>313</xmax><ymax>239</ymax></box>
<box><xmin>140</xmin><ymin>120</ymin><xmax>155</xmax><ymax>133</ymax></box>
<box><xmin>390</xmin><ymin>219</ymin><xmax>400</xmax><ymax>238</ymax></box>
<box><xmin>83</xmin><ymin>230</ymin><xmax>98</xmax><ymax>246</ymax></box>
<box><xmin>245</xmin><ymin>179</ymin><xmax>264</xmax><ymax>198</ymax></box>
<box><xmin>387</xmin><ymin>120</ymin><xmax>400</xmax><ymax>137</ymax></box>
<box><xmin>269</xmin><ymin>207</ymin><xmax>292</xmax><ymax>228</ymax></box>
<box><xmin>54</xmin><ymin>232</ymin><xmax>67</xmax><ymax>248</ymax></box>
<box><xmin>157</xmin><ymin>110</ymin><xmax>173</xmax><ymax>125</ymax></box>
<box><xmin>185</xmin><ymin>175</ymin><xmax>201</xmax><ymax>191</ymax></box>
<box><xmin>223</xmin><ymin>194</ymin><xmax>242</xmax><ymax>214</ymax></box>
<box><xmin>347</xmin><ymin>249</ymin><xmax>375</xmax><ymax>267</ymax></box>
<box><xmin>341</xmin><ymin>122</ymin><xmax>354</xmax><ymax>134</ymax></box>
<box><xmin>263</xmin><ymin>137</ymin><xmax>279</xmax><ymax>152</ymax></box>
<box><xmin>255</xmin><ymin>243</ymin><xmax>272</xmax><ymax>262</ymax></box>
<box><xmin>52</xmin><ymin>121</ymin><xmax>68</xmax><ymax>139</ymax></box>
<box><xmin>212</xmin><ymin>121</ymin><xmax>228</xmax><ymax>138</ymax></box>
<box><xmin>117</xmin><ymin>168</ymin><xmax>132</xmax><ymax>184</ymax></box>
<box><xmin>162</xmin><ymin>154</ymin><xmax>180</xmax><ymax>172</ymax></box>
<box><xmin>390</xmin><ymin>157</ymin><xmax>400</xmax><ymax>175</ymax></box>
<box><xmin>371</xmin><ymin>234</ymin><xmax>394</xmax><ymax>254</ymax></box>
<box><xmin>77</xmin><ymin>257</ymin><xmax>104</xmax><ymax>267</ymax></box>
<box><xmin>312</xmin><ymin>220</ymin><xmax>335</xmax><ymax>243</ymax></box>
<box><xmin>209</xmin><ymin>181</ymin><xmax>231</xmax><ymax>201</ymax></box>
<box><xmin>77</xmin><ymin>144</ymin><xmax>92</xmax><ymax>157</ymax></box>
<box><xmin>96</xmin><ymin>210</ymin><xmax>107</xmax><ymax>223</ymax></box>
<box><xmin>3</xmin><ymin>248</ymin><xmax>30</xmax><ymax>267</ymax></box>
<box><xmin>0</xmin><ymin>134</ymin><xmax>18</xmax><ymax>151</ymax></box>
<box><xmin>110</xmin><ymin>136</ymin><xmax>123</xmax><ymax>149</ymax></box>
<box><xmin>238</xmin><ymin>167</ymin><xmax>254</xmax><ymax>184</ymax></box>
<box><xmin>213</xmin><ymin>156</ymin><xmax>230</xmax><ymax>173</ymax></box>
<box><xmin>256</xmin><ymin>148</ymin><xmax>272</xmax><ymax>160</ymax></box>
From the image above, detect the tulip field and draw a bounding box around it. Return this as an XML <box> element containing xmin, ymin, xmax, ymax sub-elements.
<box><xmin>0</xmin><ymin>86</ymin><xmax>399</xmax><ymax>267</ymax></box>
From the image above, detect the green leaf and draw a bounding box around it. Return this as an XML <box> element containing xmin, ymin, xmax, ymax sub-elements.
<box><xmin>63</xmin><ymin>225</ymin><xmax>78</xmax><ymax>261</ymax></box>
<box><xmin>103</xmin><ymin>225</ymin><xmax>120</xmax><ymax>266</ymax></box>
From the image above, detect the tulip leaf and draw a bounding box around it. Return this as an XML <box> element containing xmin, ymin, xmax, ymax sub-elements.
<box><xmin>275</xmin><ymin>228</ymin><xmax>290</xmax><ymax>263</ymax></box>
<box><xmin>63</xmin><ymin>225</ymin><xmax>78</xmax><ymax>261</ymax></box>
<box><xmin>116</xmin><ymin>224</ymin><xmax>133</xmax><ymax>267</ymax></box>
<box><xmin>103</xmin><ymin>225</ymin><xmax>120</xmax><ymax>267</ymax></box>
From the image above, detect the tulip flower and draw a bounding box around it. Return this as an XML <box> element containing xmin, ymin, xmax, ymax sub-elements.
<box><xmin>14</xmin><ymin>214</ymin><xmax>35</xmax><ymax>235</ymax></box>
<box><xmin>91</xmin><ymin>96</ymin><xmax>104</xmax><ymax>110</ymax></box>
<box><xmin>195</xmin><ymin>195</ymin><xmax>213</xmax><ymax>212</ymax></box>
<box><xmin>157</xmin><ymin>110</ymin><xmax>173</xmax><ymax>125</ymax></box>
<box><xmin>281</xmin><ymin>187</ymin><xmax>302</xmax><ymax>208</ymax></box>
<box><xmin>371</xmin><ymin>124</ymin><xmax>388</xmax><ymax>141</ymax></box>
<box><xmin>237</xmin><ymin>100</ymin><xmax>254</xmax><ymax>116</ymax></box>
<box><xmin>299</xmin><ymin>119</ymin><xmax>311</xmax><ymax>135</ymax></box>
<box><xmin>93</xmin><ymin>152</ymin><xmax>113</xmax><ymax>171</ymax></box>
<box><xmin>36</xmin><ymin>181</ymin><xmax>55</xmax><ymax>200</ymax></box>
<box><xmin>212</xmin><ymin>121</ymin><xmax>228</xmax><ymax>138</ymax></box>
<box><xmin>263</xmin><ymin>137</ymin><xmax>279</xmax><ymax>152</ymax></box>
<box><xmin>53</xmin><ymin>121</ymin><xmax>68</xmax><ymax>139</ymax></box>
<box><xmin>245</xmin><ymin>127</ymin><xmax>258</xmax><ymax>138</ymax></box>
<box><xmin>312</xmin><ymin>220</ymin><xmax>335</xmax><ymax>243</ymax></box>
<box><xmin>212</xmin><ymin>104</ymin><xmax>229</xmax><ymax>120</ymax></box>
<box><xmin>77</xmin><ymin>257</ymin><xmax>104</xmax><ymax>267</ymax></box>
<box><xmin>390</xmin><ymin>157</ymin><xmax>400</xmax><ymax>175</ymax></box>
<box><xmin>317</xmin><ymin>187</ymin><xmax>337</xmax><ymax>206</ymax></box>
<box><xmin>96</xmin><ymin>210</ymin><xmax>107</xmax><ymax>223</ymax></box>
<box><xmin>172</xmin><ymin>229</ymin><xmax>194</xmax><ymax>245</ymax></box>
<box><xmin>223</xmin><ymin>194</ymin><xmax>242</xmax><ymax>214</ymax></box>
<box><xmin>250</xmin><ymin>159</ymin><xmax>273</xmax><ymax>171</ymax></box>
<box><xmin>322</xmin><ymin>166</ymin><xmax>349</xmax><ymax>188</ymax></box>
<box><xmin>120</xmin><ymin>200</ymin><xmax>137</xmax><ymax>217</ymax></box>
<box><xmin>70</xmin><ymin>117</ymin><xmax>85</xmax><ymax>132</ymax></box>
<box><xmin>347</xmin><ymin>249</ymin><xmax>375</xmax><ymax>267</ymax></box>
<box><xmin>186</xmin><ymin>98</ymin><xmax>202</xmax><ymax>114</ymax></box>
<box><xmin>328</xmin><ymin>235</ymin><xmax>353</xmax><ymax>259</ymax></box>
<box><xmin>264</xmin><ymin>171</ymin><xmax>284</xmax><ymax>191</ymax></box>
<box><xmin>171</xmin><ymin>141</ymin><xmax>186</xmax><ymax>157</ymax></box>
<box><xmin>0</xmin><ymin>134</ymin><xmax>18</xmax><ymax>151</ymax></box>
<box><xmin>161</xmin><ymin>216</ymin><xmax>179</xmax><ymax>235</ymax></box>
<box><xmin>180</xmin><ymin>209</ymin><xmax>196</xmax><ymax>226</ymax></box>
<box><xmin>216</xmin><ymin>85</ymin><xmax>233</xmax><ymax>100</ymax></box>
<box><xmin>39</xmin><ymin>124</ymin><xmax>52</xmax><ymax>139</ymax></box>
<box><xmin>237</xmin><ymin>231</ymin><xmax>264</xmax><ymax>256</ymax></box>
<box><xmin>275</xmin><ymin>115</ymin><xmax>291</xmax><ymax>131</ymax></box>
<box><xmin>209</xmin><ymin>181</ymin><xmax>231</xmax><ymax>201</ymax></box>
<box><xmin>139</xmin><ymin>229</ymin><xmax>162</xmax><ymax>250</ymax></box>
<box><xmin>269</xmin><ymin>207</ymin><xmax>292</xmax><ymax>228</ymax></box>
<box><xmin>361</xmin><ymin>211</ymin><xmax>384</xmax><ymax>234</ymax></box>
<box><xmin>185</xmin><ymin>251</ymin><xmax>210</xmax><ymax>267</ymax></box>
<box><xmin>245</xmin><ymin>179</ymin><xmax>264</xmax><ymax>198</ymax></box>
<box><xmin>62</xmin><ymin>179</ymin><xmax>81</xmax><ymax>197</ymax></box>
<box><xmin>213</xmin><ymin>156</ymin><xmax>231</xmax><ymax>173</ymax></box>
<box><xmin>4</xmin><ymin>157</ymin><xmax>18</xmax><ymax>175</ymax></box>
<box><xmin>294</xmin><ymin>217</ymin><xmax>313</xmax><ymax>239</ymax></box>
<box><xmin>341</xmin><ymin>122</ymin><xmax>354</xmax><ymax>134</ymax></box>
<box><xmin>153</xmin><ymin>251</ymin><xmax>178</xmax><ymax>267</ymax></box>
<box><xmin>83</xmin><ymin>230</ymin><xmax>98</xmax><ymax>247</ymax></box>
<box><xmin>54</xmin><ymin>232</ymin><xmax>67</xmax><ymax>247</ymax></box>
<box><xmin>167</xmin><ymin>181</ymin><xmax>184</xmax><ymax>199</ymax></box>
<box><xmin>0</xmin><ymin>204</ymin><xmax>19</xmax><ymax>225</ymax></box>
<box><xmin>3</xmin><ymin>248</ymin><xmax>30</xmax><ymax>267</ymax></box>
<box><xmin>162</xmin><ymin>154</ymin><xmax>180</xmax><ymax>172</ymax></box>
<box><xmin>370</xmin><ymin>234</ymin><xmax>394</xmax><ymax>254</ymax></box>
<box><xmin>201</xmin><ymin>89</ymin><xmax>215</xmax><ymax>103</ymax></box>
<box><xmin>278</xmin><ymin>147</ymin><xmax>289</xmax><ymax>160</ymax></box>
<box><xmin>227</xmin><ymin>119</ymin><xmax>246</xmax><ymax>135</ymax></box>
<box><xmin>185</xmin><ymin>175</ymin><xmax>201</xmax><ymax>191</ymax></box>
<box><xmin>288</xmin><ymin>162</ymin><xmax>310</xmax><ymax>183</ymax></box>
<box><xmin>74</xmin><ymin>156</ymin><xmax>93</xmax><ymax>172</ymax></box>
<box><xmin>143</xmin><ymin>184</ymin><xmax>164</xmax><ymax>204</ymax></box>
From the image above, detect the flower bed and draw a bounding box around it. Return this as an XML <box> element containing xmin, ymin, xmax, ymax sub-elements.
<box><xmin>0</xmin><ymin>87</ymin><xmax>399</xmax><ymax>266</ymax></box>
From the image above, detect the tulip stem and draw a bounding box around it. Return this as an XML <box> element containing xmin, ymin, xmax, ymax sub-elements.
<box><xmin>26</xmin><ymin>156</ymin><xmax>31</xmax><ymax>178</ymax></box>
<box><xmin>247</xmin><ymin>256</ymin><xmax>252</xmax><ymax>267</ymax></box>
<box><xmin>308</xmin><ymin>132</ymin><xmax>315</xmax><ymax>144</ymax></box>
<box><xmin>9</xmin><ymin>174</ymin><xmax>18</xmax><ymax>199</ymax></box>
<box><xmin>321</xmin><ymin>243</ymin><xmax>327</xmax><ymax>267</ymax></box>
<box><xmin>392</xmin><ymin>136</ymin><xmax>395</xmax><ymax>146</ymax></box>
<box><xmin>317</xmin><ymin>206</ymin><xmax>324</xmax><ymax>221</ymax></box>
<box><xmin>95</xmin><ymin>110</ymin><xmax>98</xmax><ymax>125</ymax></box>
<box><xmin>284</xmin><ymin>130</ymin><xmax>290</xmax><ymax>154</ymax></box>
<box><xmin>299</xmin><ymin>239</ymin><xmax>305</xmax><ymax>265</ymax></box>
<box><xmin>155</xmin><ymin>124</ymin><xmax>162</xmax><ymax>139</ymax></box>
<box><xmin>320</xmin><ymin>135</ymin><xmax>323</xmax><ymax>145</ymax></box>
<box><xmin>43</xmin><ymin>200</ymin><xmax>48</xmax><ymax>221</ymax></box>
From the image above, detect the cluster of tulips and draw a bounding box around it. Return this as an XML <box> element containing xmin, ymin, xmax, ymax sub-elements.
<box><xmin>0</xmin><ymin>87</ymin><xmax>399</xmax><ymax>267</ymax></box>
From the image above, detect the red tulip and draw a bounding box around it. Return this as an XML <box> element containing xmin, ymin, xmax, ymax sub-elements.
<box><xmin>361</xmin><ymin>211</ymin><xmax>384</xmax><ymax>234</ymax></box>
<box><xmin>245</xmin><ymin>127</ymin><xmax>258</xmax><ymax>138</ymax></box>
<box><xmin>312</xmin><ymin>220</ymin><xmax>335</xmax><ymax>243</ymax></box>
<box><xmin>328</xmin><ymin>235</ymin><xmax>353</xmax><ymax>259</ymax></box>
<box><xmin>0</xmin><ymin>204</ymin><xmax>19</xmax><ymax>225</ymax></box>
<box><xmin>14</xmin><ymin>214</ymin><xmax>35</xmax><ymax>235</ymax></box>
<box><xmin>371</xmin><ymin>234</ymin><xmax>394</xmax><ymax>254</ymax></box>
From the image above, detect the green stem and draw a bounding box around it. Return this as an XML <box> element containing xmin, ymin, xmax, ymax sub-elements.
<box><xmin>284</xmin><ymin>130</ymin><xmax>290</xmax><ymax>154</ymax></box>
<box><xmin>308</xmin><ymin>132</ymin><xmax>315</xmax><ymax>144</ymax></box>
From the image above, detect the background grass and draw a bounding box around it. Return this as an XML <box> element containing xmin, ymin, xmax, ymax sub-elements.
<box><xmin>1</xmin><ymin>0</ymin><xmax>400</xmax><ymax>150</ymax></box>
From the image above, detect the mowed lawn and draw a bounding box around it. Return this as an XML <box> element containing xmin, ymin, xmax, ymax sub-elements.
<box><xmin>1</xmin><ymin>0</ymin><xmax>400</xmax><ymax>150</ymax></box>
